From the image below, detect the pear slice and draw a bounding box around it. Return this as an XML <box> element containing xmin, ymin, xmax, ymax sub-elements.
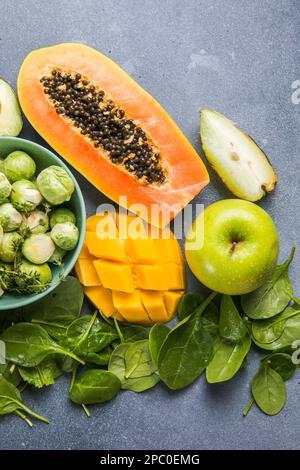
<box><xmin>0</xmin><ymin>78</ymin><xmax>23</xmax><ymax>136</ymax></box>
<box><xmin>200</xmin><ymin>109</ymin><xmax>277</xmax><ymax>201</ymax></box>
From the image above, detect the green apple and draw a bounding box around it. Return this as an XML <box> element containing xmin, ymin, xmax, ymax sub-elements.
<box><xmin>185</xmin><ymin>199</ymin><xmax>279</xmax><ymax>295</ymax></box>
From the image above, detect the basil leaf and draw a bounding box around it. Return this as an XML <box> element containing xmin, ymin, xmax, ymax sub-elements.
<box><xmin>1</xmin><ymin>323</ymin><xmax>84</xmax><ymax>367</ymax></box>
<box><xmin>206</xmin><ymin>334</ymin><xmax>251</xmax><ymax>383</ymax></box>
<box><xmin>69</xmin><ymin>370</ymin><xmax>120</xmax><ymax>405</ymax></box>
<box><xmin>149</xmin><ymin>324</ymin><xmax>170</xmax><ymax>367</ymax></box>
<box><xmin>23</xmin><ymin>276</ymin><xmax>83</xmax><ymax>337</ymax></box>
<box><xmin>219</xmin><ymin>295</ymin><xmax>247</xmax><ymax>343</ymax></box>
<box><xmin>108</xmin><ymin>342</ymin><xmax>159</xmax><ymax>392</ymax></box>
<box><xmin>158</xmin><ymin>314</ymin><xmax>214</xmax><ymax>390</ymax></box>
<box><xmin>262</xmin><ymin>353</ymin><xmax>296</xmax><ymax>381</ymax></box>
<box><xmin>241</xmin><ymin>248</ymin><xmax>295</xmax><ymax>319</ymax></box>
<box><xmin>251</xmin><ymin>365</ymin><xmax>287</xmax><ymax>415</ymax></box>
<box><xmin>178</xmin><ymin>292</ymin><xmax>206</xmax><ymax>320</ymax></box>
<box><xmin>18</xmin><ymin>357</ymin><xmax>62</xmax><ymax>388</ymax></box>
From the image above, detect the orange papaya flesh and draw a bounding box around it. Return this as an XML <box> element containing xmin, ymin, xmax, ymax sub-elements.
<box><xmin>75</xmin><ymin>213</ymin><xmax>185</xmax><ymax>325</ymax></box>
<box><xmin>18</xmin><ymin>43</ymin><xmax>209</xmax><ymax>228</ymax></box>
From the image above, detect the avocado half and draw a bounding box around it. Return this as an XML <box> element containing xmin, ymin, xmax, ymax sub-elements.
<box><xmin>200</xmin><ymin>109</ymin><xmax>277</xmax><ymax>201</ymax></box>
<box><xmin>0</xmin><ymin>78</ymin><xmax>23</xmax><ymax>136</ymax></box>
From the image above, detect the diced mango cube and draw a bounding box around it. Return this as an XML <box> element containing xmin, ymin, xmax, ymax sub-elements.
<box><xmin>112</xmin><ymin>291</ymin><xmax>151</xmax><ymax>324</ymax></box>
<box><xmin>74</xmin><ymin>258</ymin><xmax>101</xmax><ymax>287</ymax></box>
<box><xmin>116</xmin><ymin>212</ymin><xmax>148</xmax><ymax>239</ymax></box>
<box><xmin>86</xmin><ymin>213</ymin><xmax>117</xmax><ymax>237</ymax></box>
<box><xmin>163</xmin><ymin>291</ymin><xmax>184</xmax><ymax>319</ymax></box>
<box><xmin>134</xmin><ymin>265</ymin><xmax>167</xmax><ymax>291</ymax></box>
<box><xmin>125</xmin><ymin>238</ymin><xmax>159</xmax><ymax>264</ymax></box>
<box><xmin>162</xmin><ymin>263</ymin><xmax>185</xmax><ymax>290</ymax></box>
<box><xmin>93</xmin><ymin>260</ymin><xmax>134</xmax><ymax>293</ymax></box>
<box><xmin>139</xmin><ymin>290</ymin><xmax>169</xmax><ymax>322</ymax></box>
<box><xmin>155</xmin><ymin>238</ymin><xmax>183</xmax><ymax>264</ymax></box>
<box><xmin>84</xmin><ymin>286</ymin><xmax>116</xmax><ymax>317</ymax></box>
<box><xmin>79</xmin><ymin>240</ymin><xmax>91</xmax><ymax>259</ymax></box>
<box><xmin>85</xmin><ymin>232</ymin><xmax>126</xmax><ymax>262</ymax></box>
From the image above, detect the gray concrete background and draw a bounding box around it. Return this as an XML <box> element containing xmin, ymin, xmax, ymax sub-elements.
<box><xmin>0</xmin><ymin>0</ymin><xmax>300</xmax><ymax>450</ymax></box>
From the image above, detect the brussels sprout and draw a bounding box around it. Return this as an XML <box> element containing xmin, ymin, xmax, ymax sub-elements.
<box><xmin>11</xmin><ymin>180</ymin><xmax>42</xmax><ymax>212</ymax></box>
<box><xmin>0</xmin><ymin>231</ymin><xmax>23</xmax><ymax>262</ymax></box>
<box><xmin>51</xmin><ymin>222</ymin><xmax>79</xmax><ymax>251</ymax></box>
<box><xmin>26</xmin><ymin>210</ymin><xmax>49</xmax><ymax>234</ymax></box>
<box><xmin>48</xmin><ymin>245</ymin><xmax>66</xmax><ymax>265</ymax></box>
<box><xmin>0</xmin><ymin>158</ymin><xmax>5</xmax><ymax>173</ymax></box>
<box><xmin>0</xmin><ymin>203</ymin><xmax>22</xmax><ymax>232</ymax></box>
<box><xmin>49</xmin><ymin>208</ymin><xmax>76</xmax><ymax>228</ymax></box>
<box><xmin>0</xmin><ymin>172</ymin><xmax>11</xmax><ymax>202</ymax></box>
<box><xmin>3</xmin><ymin>151</ymin><xmax>36</xmax><ymax>182</ymax></box>
<box><xmin>0</xmin><ymin>224</ymin><xmax>3</xmax><ymax>243</ymax></box>
<box><xmin>22</xmin><ymin>233</ymin><xmax>55</xmax><ymax>264</ymax></box>
<box><xmin>15</xmin><ymin>259</ymin><xmax>52</xmax><ymax>293</ymax></box>
<box><xmin>37</xmin><ymin>165</ymin><xmax>75</xmax><ymax>205</ymax></box>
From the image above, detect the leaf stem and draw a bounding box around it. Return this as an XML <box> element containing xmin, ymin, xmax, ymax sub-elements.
<box><xmin>17</xmin><ymin>402</ymin><xmax>49</xmax><ymax>424</ymax></box>
<box><xmin>243</xmin><ymin>397</ymin><xmax>254</xmax><ymax>416</ymax></box>
<box><xmin>69</xmin><ymin>365</ymin><xmax>77</xmax><ymax>392</ymax></box>
<box><xmin>15</xmin><ymin>409</ymin><xmax>33</xmax><ymax>427</ymax></box>
<box><xmin>58</xmin><ymin>348</ymin><xmax>85</xmax><ymax>365</ymax></box>
<box><xmin>114</xmin><ymin>317</ymin><xmax>124</xmax><ymax>343</ymax></box>
<box><xmin>82</xmin><ymin>404</ymin><xmax>91</xmax><ymax>417</ymax></box>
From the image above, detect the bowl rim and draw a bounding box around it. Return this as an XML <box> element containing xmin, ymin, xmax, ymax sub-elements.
<box><xmin>0</xmin><ymin>136</ymin><xmax>86</xmax><ymax>310</ymax></box>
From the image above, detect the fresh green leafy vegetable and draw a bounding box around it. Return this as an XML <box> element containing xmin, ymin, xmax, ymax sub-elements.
<box><xmin>158</xmin><ymin>313</ymin><xmax>214</xmax><ymax>390</ymax></box>
<box><xmin>241</xmin><ymin>248</ymin><xmax>295</xmax><ymax>320</ymax></box>
<box><xmin>69</xmin><ymin>369</ymin><xmax>120</xmax><ymax>406</ymax></box>
<box><xmin>149</xmin><ymin>324</ymin><xmax>170</xmax><ymax>367</ymax></box>
<box><xmin>206</xmin><ymin>334</ymin><xmax>251</xmax><ymax>383</ymax></box>
<box><xmin>0</xmin><ymin>363</ymin><xmax>21</xmax><ymax>387</ymax></box>
<box><xmin>177</xmin><ymin>292</ymin><xmax>206</xmax><ymax>320</ymax></box>
<box><xmin>261</xmin><ymin>353</ymin><xmax>296</xmax><ymax>382</ymax></box>
<box><xmin>0</xmin><ymin>375</ymin><xmax>48</xmax><ymax>424</ymax></box>
<box><xmin>219</xmin><ymin>295</ymin><xmax>247</xmax><ymax>343</ymax></box>
<box><xmin>121</xmin><ymin>324</ymin><xmax>149</xmax><ymax>342</ymax></box>
<box><xmin>251</xmin><ymin>364</ymin><xmax>287</xmax><ymax>415</ymax></box>
<box><xmin>108</xmin><ymin>341</ymin><xmax>159</xmax><ymax>392</ymax></box>
<box><xmin>1</xmin><ymin>323</ymin><xmax>85</xmax><ymax>367</ymax></box>
<box><xmin>18</xmin><ymin>357</ymin><xmax>62</xmax><ymax>388</ymax></box>
<box><xmin>23</xmin><ymin>276</ymin><xmax>83</xmax><ymax>340</ymax></box>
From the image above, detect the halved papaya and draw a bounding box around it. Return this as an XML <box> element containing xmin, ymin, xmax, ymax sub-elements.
<box><xmin>18</xmin><ymin>43</ymin><xmax>209</xmax><ymax>227</ymax></box>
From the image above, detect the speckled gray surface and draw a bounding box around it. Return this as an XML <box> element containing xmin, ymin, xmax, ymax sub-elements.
<box><xmin>0</xmin><ymin>0</ymin><xmax>300</xmax><ymax>451</ymax></box>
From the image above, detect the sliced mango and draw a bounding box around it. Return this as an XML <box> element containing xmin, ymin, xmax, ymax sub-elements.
<box><xmin>76</xmin><ymin>212</ymin><xmax>186</xmax><ymax>325</ymax></box>
<box><xmin>74</xmin><ymin>258</ymin><xmax>101</xmax><ymax>287</ymax></box>
<box><xmin>164</xmin><ymin>291</ymin><xmax>183</xmax><ymax>318</ymax></box>
<box><xmin>134</xmin><ymin>265</ymin><xmax>167</xmax><ymax>291</ymax></box>
<box><xmin>93</xmin><ymin>259</ymin><xmax>134</xmax><ymax>293</ymax></box>
<box><xmin>125</xmin><ymin>238</ymin><xmax>159</xmax><ymax>264</ymax></box>
<box><xmin>86</xmin><ymin>232</ymin><xmax>126</xmax><ymax>262</ymax></box>
<box><xmin>84</xmin><ymin>286</ymin><xmax>116</xmax><ymax>317</ymax></box>
<box><xmin>140</xmin><ymin>290</ymin><xmax>169</xmax><ymax>322</ymax></box>
<box><xmin>112</xmin><ymin>291</ymin><xmax>151</xmax><ymax>325</ymax></box>
<box><xmin>163</xmin><ymin>263</ymin><xmax>186</xmax><ymax>290</ymax></box>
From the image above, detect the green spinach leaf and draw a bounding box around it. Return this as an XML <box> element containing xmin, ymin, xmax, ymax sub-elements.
<box><xmin>158</xmin><ymin>313</ymin><xmax>214</xmax><ymax>390</ymax></box>
<box><xmin>251</xmin><ymin>364</ymin><xmax>287</xmax><ymax>415</ymax></box>
<box><xmin>18</xmin><ymin>357</ymin><xmax>62</xmax><ymax>388</ymax></box>
<box><xmin>108</xmin><ymin>341</ymin><xmax>159</xmax><ymax>392</ymax></box>
<box><xmin>1</xmin><ymin>323</ymin><xmax>84</xmax><ymax>367</ymax></box>
<box><xmin>23</xmin><ymin>276</ymin><xmax>83</xmax><ymax>339</ymax></box>
<box><xmin>206</xmin><ymin>334</ymin><xmax>251</xmax><ymax>383</ymax></box>
<box><xmin>219</xmin><ymin>295</ymin><xmax>247</xmax><ymax>343</ymax></box>
<box><xmin>121</xmin><ymin>324</ymin><xmax>149</xmax><ymax>342</ymax></box>
<box><xmin>261</xmin><ymin>353</ymin><xmax>296</xmax><ymax>381</ymax></box>
<box><xmin>241</xmin><ymin>248</ymin><xmax>295</xmax><ymax>320</ymax></box>
<box><xmin>149</xmin><ymin>324</ymin><xmax>170</xmax><ymax>367</ymax></box>
<box><xmin>69</xmin><ymin>369</ymin><xmax>120</xmax><ymax>405</ymax></box>
<box><xmin>0</xmin><ymin>375</ymin><xmax>48</xmax><ymax>423</ymax></box>
<box><xmin>178</xmin><ymin>292</ymin><xmax>206</xmax><ymax>320</ymax></box>
<box><xmin>0</xmin><ymin>363</ymin><xmax>21</xmax><ymax>387</ymax></box>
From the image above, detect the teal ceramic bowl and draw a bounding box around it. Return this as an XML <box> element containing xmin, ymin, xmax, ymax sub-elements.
<box><xmin>0</xmin><ymin>136</ymin><xmax>86</xmax><ymax>310</ymax></box>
